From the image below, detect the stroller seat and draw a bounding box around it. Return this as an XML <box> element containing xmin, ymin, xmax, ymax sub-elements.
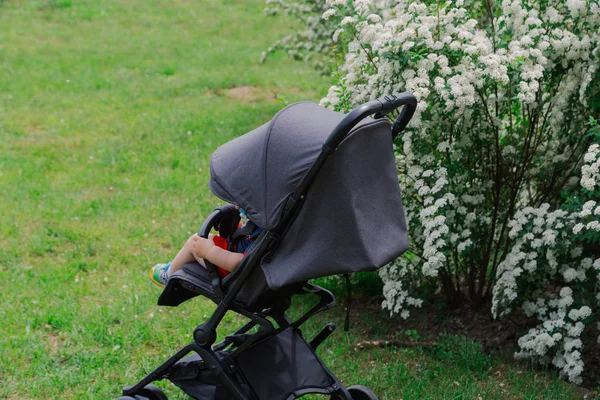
<box><xmin>157</xmin><ymin>206</ymin><xmax>282</xmax><ymax>313</ymax></box>
<box><xmin>119</xmin><ymin>93</ymin><xmax>417</xmax><ymax>400</ymax></box>
<box><xmin>160</xmin><ymin>260</ymin><xmax>274</xmax><ymax>313</ymax></box>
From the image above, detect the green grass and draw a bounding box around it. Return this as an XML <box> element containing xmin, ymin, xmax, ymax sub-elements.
<box><xmin>296</xmin><ymin>283</ymin><xmax>584</xmax><ymax>400</ymax></box>
<box><xmin>0</xmin><ymin>0</ymin><xmax>584</xmax><ymax>398</ymax></box>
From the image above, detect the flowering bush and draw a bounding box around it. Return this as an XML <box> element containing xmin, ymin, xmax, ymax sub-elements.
<box><xmin>266</xmin><ymin>0</ymin><xmax>600</xmax><ymax>382</ymax></box>
<box><xmin>491</xmin><ymin>140</ymin><xmax>600</xmax><ymax>383</ymax></box>
<box><xmin>262</xmin><ymin>0</ymin><xmax>337</xmax><ymax>71</ymax></box>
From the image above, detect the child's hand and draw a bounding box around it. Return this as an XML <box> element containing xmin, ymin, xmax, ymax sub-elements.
<box><xmin>192</xmin><ymin>235</ymin><xmax>214</xmax><ymax>259</ymax></box>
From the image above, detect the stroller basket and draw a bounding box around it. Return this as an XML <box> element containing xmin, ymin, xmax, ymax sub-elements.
<box><xmin>119</xmin><ymin>93</ymin><xmax>416</xmax><ymax>400</ymax></box>
<box><xmin>170</xmin><ymin>328</ymin><xmax>337</xmax><ymax>400</ymax></box>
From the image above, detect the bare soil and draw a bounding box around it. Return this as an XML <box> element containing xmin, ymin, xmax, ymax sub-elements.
<box><xmin>206</xmin><ymin>85</ymin><xmax>280</xmax><ymax>103</ymax></box>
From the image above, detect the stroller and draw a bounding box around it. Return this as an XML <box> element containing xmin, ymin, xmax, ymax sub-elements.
<box><xmin>119</xmin><ymin>92</ymin><xmax>416</xmax><ymax>400</ymax></box>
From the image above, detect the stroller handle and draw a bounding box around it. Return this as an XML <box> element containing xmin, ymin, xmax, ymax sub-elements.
<box><xmin>324</xmin><ymin>92</ymin><xmax>417</xmax><ymax>151</ymax></box>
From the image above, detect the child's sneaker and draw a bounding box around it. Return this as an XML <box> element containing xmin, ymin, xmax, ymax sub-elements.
<box><xmin>149</xmin><ymin>262</ymin><xmax>171</xmax><ymax>287</ymax></box>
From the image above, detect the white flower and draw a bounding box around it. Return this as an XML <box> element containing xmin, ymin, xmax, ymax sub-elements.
<box><xmin>583</xmin><ymin>200</ymin><xmax>597</xmax><ymax>211</ymax></box>
<box><xmin>322</xmin><ymin>9</ymin><xmax>336</xmax><ymax>20</ymax></box>
<box><xmin>566</xmin><ymin>0</ymin><xmax>587</xmax><ymax>18</ymax></box>
<box><xmin>587</xmin><ymin>221</ymin><xmax>600</xmax><ymax>231</ymax></box>
<box><xmin>574</xmin><ymin>306</ymin><xmax>592</xmax><ymax>320</ymax></box>
<box><xmin>562</xmin><ymin>268</ymin><xmax>578</xmax><ymax>282</ymax></box>
<box><xmin>367</xmin><ymin>14</ymin><xmax>381</xmax><ymax>23</ymax></box>
<box><xmin>402</xmin><ymin>41</ymin><xmax>416</xmax><ymax>51</ymax></box>
<box><xmin>333</xmin><ymin>28</ymin><xmax>345</xmax><ymax>42</ymax></box>
<box><xmin>341</xmin><ymin>16</ymin><xmax>356</xmax><ymax>26</ymax></box>
<box><xmin>326</xmin><ymin>0</ymin><xmax>347</xmax><ymax>5</ymax></box>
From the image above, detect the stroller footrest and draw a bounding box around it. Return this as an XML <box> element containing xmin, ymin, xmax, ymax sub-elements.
<box><xmin>168</xmin><ymin>355</ymin><xmax>206</xmax><ymax>381</ymax></box>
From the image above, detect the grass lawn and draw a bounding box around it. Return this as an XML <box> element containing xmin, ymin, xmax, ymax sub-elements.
<box><xmin>0</xmin><ymin>0</ymin><xmax>584</xmax><ymax>398</ymax></box>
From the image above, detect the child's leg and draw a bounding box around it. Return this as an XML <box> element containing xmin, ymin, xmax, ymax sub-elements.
<box><xmin>150</xmin><ymin>234</ymin><xmax>215</xmax><ymax>287</ymax></box>
<box><xmin>168</xmin><ymin>235</ymin><xmax>199</xmax><ymax>274</ymax></box>
<box><xmin>167</xmin><ymin>234</ymin><xmax>211</xmax><ymax>275</ymax></box>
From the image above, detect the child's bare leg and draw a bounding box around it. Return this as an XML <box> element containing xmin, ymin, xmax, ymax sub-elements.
<box><xmin>168</xmin><ymin>235</ymin><xmax>199</xmax><ymax>275</ymax></box>
<box><xmin>168</xmin><ymin>234</ymin><xmax>212</xmax><ymax>275</ymax></box>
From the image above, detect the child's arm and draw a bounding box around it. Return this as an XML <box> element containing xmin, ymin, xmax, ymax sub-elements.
<box><xmin>204</xmin><ymin>246</ymin><xmax>244</xmax><ymax>272</ymax></box>
<box><xmin>192</xmin><ymin>236</ymin><xmax>244</xmax><ymax>272</ymax></box>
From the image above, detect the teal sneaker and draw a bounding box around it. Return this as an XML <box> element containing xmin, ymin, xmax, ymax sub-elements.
<box><xmin>149</xmin><ymin>262</ymin><xmax>171</xmax><ymax>287</ymax></box>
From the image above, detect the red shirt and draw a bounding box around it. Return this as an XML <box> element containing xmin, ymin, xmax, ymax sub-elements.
<box><xmin>211</xmin><ymin>235</ymin><xmax>231</xmax><ymax>278</ymax></box>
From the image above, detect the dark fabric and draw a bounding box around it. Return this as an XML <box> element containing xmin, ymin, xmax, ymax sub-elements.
<box><xmin>235</xmin><ymin>327</ymin><xmax>333</xmax><ymax>399</ymax></box>
<box><xmin>210</xmin><ymin>121</ymin><xmax>270</xmax><ymax>226</ymax></box>
<box><xmin>209</xmin><ymin>102</ymin><xmax>409</xmax><ymax>289</ymax></box>
<box><xmin>230</xmin><ymin>265</ymin><xmax>271</xmax><ymax>310</ymax></box>
<box><xmin>167</xmin><ymin>330</ymin><xmax>334</xmax><ymax>400</ymax></box>
<box><xmin>216</xmin><ymin>205</ymin><xmax>241</xmax><ymax>239</ymax></box>
<box><xmin>169</xmin><ymin>353</ymin><xmax>251</xmax><ymax>400</ymax></box>
<box><xmin>157</xmin><ymin>263</ymin><xmax>213</xmax><ymax>307</ymax></box>
<box><xmin>210</xmin><ymin>102</ymin><xmax>371</xmax><ymax>229</ymax></box>
<box><xmin>223</xmin><ymin>233</ymin><xmax>273</xmax><ymax>309</ymax></box>
<box><xmin>262</xmin><ymin>115</ymin><xmax>408</xmax><ymax>288</ymax></box>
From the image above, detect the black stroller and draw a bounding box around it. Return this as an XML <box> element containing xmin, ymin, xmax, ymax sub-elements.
<box><xmin>119</xmin><ymin>93</ymin><xmax>416</xmax><ymax>400</ymax></box>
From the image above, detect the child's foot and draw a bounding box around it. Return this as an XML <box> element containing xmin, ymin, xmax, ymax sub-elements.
<box><xmin>149</xmin><ymin>262</ymin><xmax>171</xmax><ymax>287</ymax></box>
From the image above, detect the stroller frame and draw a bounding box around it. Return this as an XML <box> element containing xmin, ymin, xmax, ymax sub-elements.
<box><xmin>119</xmin><ymin>93</ymin><xmax>416</xmax><ymax>400</ymax></box>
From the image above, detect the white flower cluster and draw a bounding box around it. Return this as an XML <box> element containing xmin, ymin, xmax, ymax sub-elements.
<box><xmin>320</xmin><ymin>0</ymin><xmax>599</xmax><ymax>121</ymax></box>
<box><xmin>263</xmin><ymin>0</ymin><xmax>340</xmax><ymax>69</ymax></box>
<box><xmin>414</xmin><ymin>167</ymin><xmax>453</xmax><ymax>277</ymax></box>
<box><xmin>573</xmin><ymin>199</ymin><xmax>600</xmax><ymax>235</ymax></box>
<box><xmin>514</xmin><ymin>288</ymin><xmax>589</xmax><ymax>383</ymax></box>
<box><xmin>581</xmin><ymin>144</ymin><xmax>600</xmax><ymax>191</ymax></box>
<box><xmin>492</xmin><ymin>205</ymin><xmax>573</xmax><ymax>317</ymax></box>
<box><xmin>492</xmin><ymin>160</ymin><xmax>600</xmax><ymax>382</ymax></box>
<box><xmin>380</xmin><ymin>259</ymin><xmax>424</xmax><ymax>318</ymax></box>
<box><xmin>513</xmin><ymin>287</ymin><xmax>594</xmax><ymax>384</ymax></box>
<box><xmin>321</xmin><ymin>0</ymin><xmax>600</xmax><ymax>315</ymax></box>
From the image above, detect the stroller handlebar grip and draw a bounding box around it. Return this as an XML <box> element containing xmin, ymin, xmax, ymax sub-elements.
<box><xmin>198</xmin><ymin>209</ymin><xmax>222</xmax><ymax>239</ymax></box>
<box><xmin>324</xmin><ymin>92</ymin><xmax>417</xmax><ymax>151</ymax></box>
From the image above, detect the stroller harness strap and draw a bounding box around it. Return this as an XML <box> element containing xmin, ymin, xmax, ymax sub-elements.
<box><xmin>229</xmin><ymin>221</ymin><xmax>262</xmax><ymax>253</ymax></box>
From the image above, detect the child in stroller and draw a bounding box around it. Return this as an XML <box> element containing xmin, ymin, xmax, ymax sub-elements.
<box><xmin>149</xmin><ymin>207</ymin><xmax>262</xmax><ymax>287</ymax></box>
<box><xmin>119</xmin><ymin>93</ymin><xmax>416</xmax><ymax>400</ymax></box>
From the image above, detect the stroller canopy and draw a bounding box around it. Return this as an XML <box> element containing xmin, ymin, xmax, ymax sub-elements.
<box><xmin>209</xmin><ymin>102</ymin><xmax>408</xmax><ymax>289</ymax></box>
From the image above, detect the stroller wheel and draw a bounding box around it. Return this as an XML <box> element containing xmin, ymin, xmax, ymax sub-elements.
<box><xmin>117</xmin><ymin>384</ymin><xmax>168</xmax><ymax>400</ymax></box>
<box><xmin>347</xmin><ymin>385</ymin><xmax>378</xmax><ymax>400</ymax></box>
<box><xmin>137</xmin><ymin>384</ymin><xmax>168</xmax><ymax>400</ymax></box>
